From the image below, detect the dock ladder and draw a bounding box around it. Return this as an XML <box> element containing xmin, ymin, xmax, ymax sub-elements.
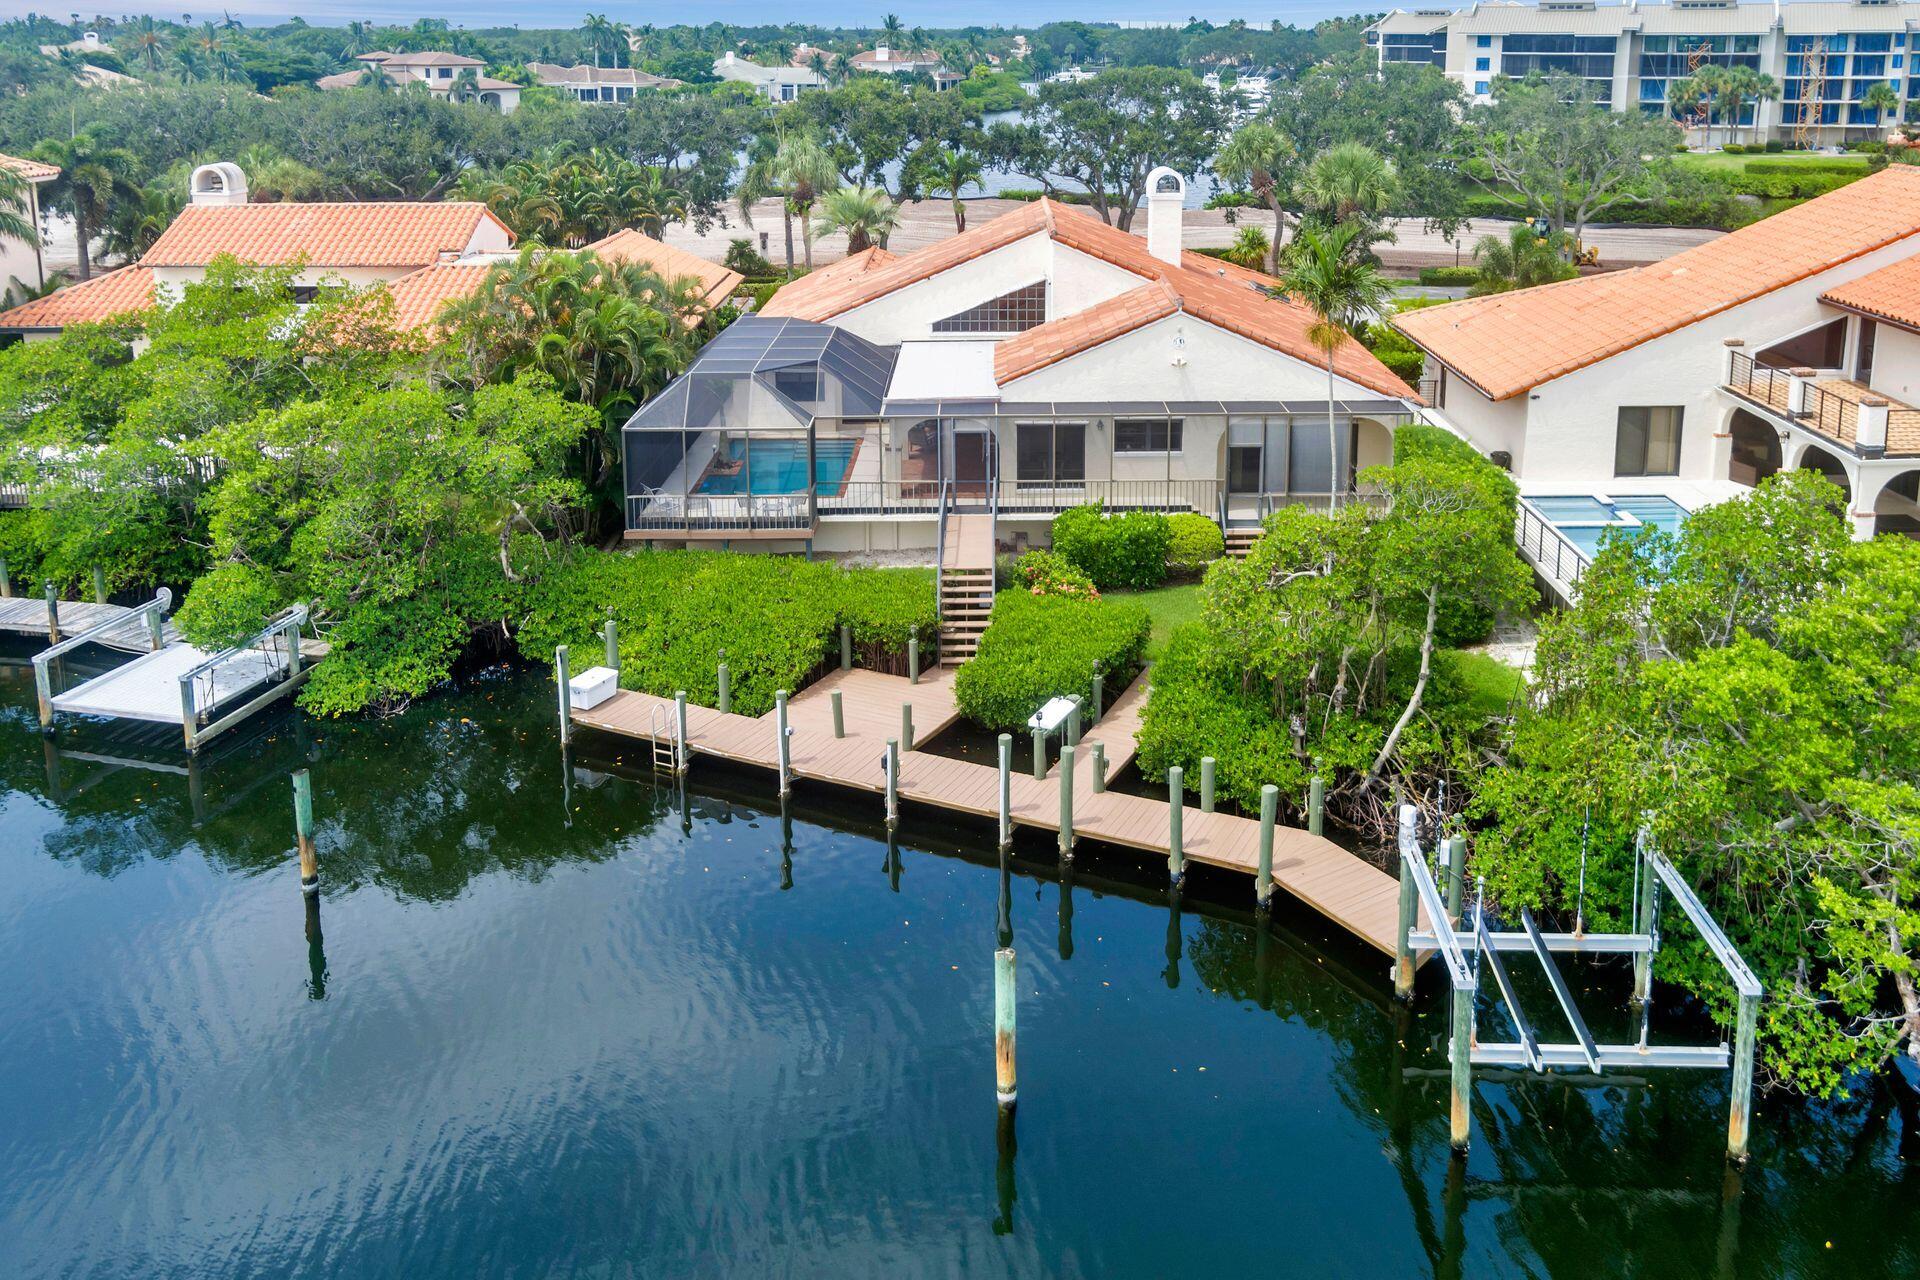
<box><xmin>648</xmin><ymin>702</ymin><xmax>681</xmax><ymax>773</ymax></box>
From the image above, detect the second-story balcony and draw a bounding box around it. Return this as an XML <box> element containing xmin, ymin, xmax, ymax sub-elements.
<box><xmin>1723</xmin><ymin>348</ymin><xmax>1920</xmax><ymax>464</ymax></box>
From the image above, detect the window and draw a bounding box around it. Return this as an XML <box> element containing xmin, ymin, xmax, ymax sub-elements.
<box><xmin>1016</xmin><ymin>422</ymin><xmax>1087</xmax><ymax>487</ymax></box>
<box><xmin>1615</xmin><ymin>407</ymin><xmax>1683</xmax><ymax>477</ymax></box>
<box><xmin>1477</xmin><ymin>34</ymin><xmax>1492</xmax><ymax>48</ymax></box>
<box><xmin>1113</xmin><ymin>417</ymin><xmax>1183</xmax><ymax>453</ymax></box>
<box><xmin>1475</xmin><ymin>81</ymin><xmax>1490</xmax><ymax>95</ymax></box>
<box><xmin>772</xmin><ymin>367</ymin><xmax>821</xmax><ymax>402</ymax></box>
<box><xmin>932</xmin><ymin>282</ymin><xmax>1048</xmax><ymax>333</ymax></box>
<box><xmin>1475</xmin><ymin>56</ymin><xmax>1490</xmax><ymax>71</ymax></box>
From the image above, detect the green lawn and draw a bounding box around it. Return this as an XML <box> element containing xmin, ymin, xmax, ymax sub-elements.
<box><xmin>1110</xmin><ymin>581</ymin><xmax>1205</xmax><ymax>660</ymax></box>
<box><xmin>1673</xmin><ymin>150</ymin><xmax>1870</xmax><ymax>174</ymax></box>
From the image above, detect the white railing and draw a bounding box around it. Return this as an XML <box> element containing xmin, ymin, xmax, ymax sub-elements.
<box><xmin>32</xmin><ymin>589</ymin><xmax>173</xmax><ymax>728</ymax></box>
<box><xmin>177</xmin><ymin>604</ymin><xmax>308</xmax><ymax>740</ymax></box>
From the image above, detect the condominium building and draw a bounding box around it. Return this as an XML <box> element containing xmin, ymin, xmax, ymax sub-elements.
<box><xmin>1367</xmin><ymin>1</ymin><xmax>1919</xmax><ymax>143</ymax></box>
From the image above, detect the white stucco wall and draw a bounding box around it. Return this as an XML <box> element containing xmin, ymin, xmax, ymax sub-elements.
<box><xmin>1047</xmin><ymin>242</ymin><xmax>1157</xmax><ymax>316</ymax></box>
<box><xmin>1868</xmin><ymin>324</ymin><xmax>1920</xmax><ymax>406</ymax></box>
<box><xmin>831</xmin><ymin>234</ymin><xmax>1053</xmax><ymax>342</ymax></box>
<box><xmin>463</xmin><ymin>217</ymin><xmax>513</xmax><ymax>254</ymax></box>
<box><xmin>0</xmin><ymin>182</ymin><xmax>46</xmax><ymax>300</ymax></box>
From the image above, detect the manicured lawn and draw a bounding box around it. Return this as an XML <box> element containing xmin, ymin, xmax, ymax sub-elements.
<box><xmin>1674</xmin><ymin>150</ymin><xmax>1870</xmax><ymax>173</ymax></box>
<box><xmin>1110</xmin><ymin>581</ymin><xmax>1205</xmax><ymax>660</ymax></box>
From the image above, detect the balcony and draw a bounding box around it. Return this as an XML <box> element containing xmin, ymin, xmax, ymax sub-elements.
<box><xmin>1724</xmin><ymin>350</ymin><xmax>1920</xmax><ymax>459</ymax></box>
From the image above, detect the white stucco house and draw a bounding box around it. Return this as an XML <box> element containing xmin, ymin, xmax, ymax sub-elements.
<box><xmin>712</xmin><ymin>51</ymin><xmax>827</xmax><ymax>101</ymax></box>
<box><xmin>317</xmin><ymin>51</ymin><xmax>522</xmax><ymax>113</ymax></box>
<box><xmin>1396</xmin><ymin>164</ymin><xmax>1920</xmax><ymax>597</ymax></box>
<box><xmin>0</xmin><ymin>153</ymin><xmax>57</xmax><ymax>304</ymax></box>
<box><xmin>619</xmin><ymin>169</ymin><xmax>1419</xmax><ymax>566</ymax></box>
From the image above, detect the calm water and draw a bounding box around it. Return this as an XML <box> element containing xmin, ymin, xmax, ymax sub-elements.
<box><xmin>1</xmin><ymin>647</ymin><xmax>1915</xmax><ymax>1279</ymax></box>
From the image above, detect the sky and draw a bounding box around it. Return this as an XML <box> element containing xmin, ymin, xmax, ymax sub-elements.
<box><xmin>0</xmin><ymin>2</ymin><xmax>1379</xmax><ymax>30</ymax></box>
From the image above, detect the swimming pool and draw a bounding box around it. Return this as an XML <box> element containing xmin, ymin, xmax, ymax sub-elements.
<box><xmin>1528</xmin><ymin>494</ymin><xmax>1689</xmax><ymax>558</ymax></box>
<box><xmin>697</xmin><ymin>439</ymin><xmax>857</xmax><ymax>496</ymax></box>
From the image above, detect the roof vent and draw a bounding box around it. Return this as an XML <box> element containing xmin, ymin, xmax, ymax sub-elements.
<box><xmin>188</xmin><ymin>162</ymin><xmax>248</xmax><ymax>207</ymax></box>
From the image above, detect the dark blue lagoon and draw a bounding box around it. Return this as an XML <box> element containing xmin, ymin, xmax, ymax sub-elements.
<box><xmin>0</xmin><ymin>652</ymin><xmax>1914</xmax><ymax>1278</ymax></box>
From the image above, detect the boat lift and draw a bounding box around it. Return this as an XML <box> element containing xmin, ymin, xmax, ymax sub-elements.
<box><xmin>1393</xmin><ymin>805</ymin><xmax>1764</xmax><ymax>1163</ymax></box>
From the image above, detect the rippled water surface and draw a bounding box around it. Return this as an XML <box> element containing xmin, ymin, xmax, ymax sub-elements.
<box><xmin>0</xmin><ymin>651</ymin><xmax>1915</xmax><ymax>1278</ymax></box>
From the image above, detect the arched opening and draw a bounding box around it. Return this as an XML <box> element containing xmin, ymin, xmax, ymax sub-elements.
<box><xmin>480</xmin><ymin>92</ymin><xmax>502</xmax><ymax>109</ymax></box>
<box><xmin>1796</xmin><ymin>443</ymin><xmax>1853</xmax><ymax>504</ymax></box>
<box><xmin>1873</xmin><ymin>470</ymin><xmax>1920</xmax><ymax>540</ymax></box>
<box><xmin>1728</xmin><ymin>409</ymin><xmax>1781</xmax><ymax>487</ymax></box>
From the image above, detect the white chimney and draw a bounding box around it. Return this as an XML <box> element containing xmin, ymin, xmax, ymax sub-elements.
<box><xmin>723</xmin><ymin>50</ymin><xmax>737</xmax><ymax>65</ymax></box>
<box><xmin>188</xmin><ymin>161</ymin><xmax>249</xmax><ymax>207</ymax></box>
<box><xmin>1145</xmin><ymin>166</ymin><xmax>1186</xmax><ymax>268</ymax></box>
<box><xmin>876</xmin><ymin>44</ymin><xmax>892</xmax><ymax>61</ymax></box>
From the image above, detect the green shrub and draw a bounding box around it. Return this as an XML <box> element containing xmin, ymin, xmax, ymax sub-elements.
<box><xmin>1165</xmin><ymin>513</ymin><xmax>1225</xmax><ymax>575</ymax></box>
<box><xmin>1764</xmin><ymin>139</ymin><xmax>1784</xmax><ymax>152</ymax></box>
<box><xmin>724</xmin><ymin>237</ymin><xmax>775</xmax><ymax>276</ymax></box>
<box><xmin>1742</xmin><ymin>158</ymin><xmax>1869</xmax><ymax>176</ymax></box>
<box><xmin>1361</xmin><ymin>318</ymin><xmax>1427</xmax><ymax>385</ymax></box>
<box><xmin>1009</xmin><ymin>548</ymin><xmax>1099</xmax><ymax>600</ymax></box>
<box><xmin>176</xmin><ymin>561</ymin><xmax>285</xmax><ymax>649</ymax></box>
<box><xmin>514</xmin><ymin>549</ymin><xmax>934</xmax><ymax>714</ymax></box>
<box><xmin>1136</xmin><ymin>623</ymin><xmax>1303</xmax><ymax>810</ymax></box>
<box><xmin>954</xmin><ymin>589</ymin><xmax>1150</xmax><ymax>731</ymax></box>
<box><xmin>1050</xmin><ymin>502</ymin><xmax>1172</xmax><ymax>589</ymax></box>
<box><xmin>1417</xmin><ymin>265</ymin><xmax>1481</xmax><ymax>286</ymax></box>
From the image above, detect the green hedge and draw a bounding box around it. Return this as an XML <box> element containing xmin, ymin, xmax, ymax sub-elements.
<box><xmin>1417</xmin><ymin>265</ymin><xmax>1481</xmax><ymax>286</ymax></box>
<box><xmin>1135</xmin><ymin>623</ymin><xmax>1303</xmax><ymax>810</ymax></box>
<box><xmin>515</xmin><ymin>549</ymin><xmax>935</xmax><ymax>716</ymax></box>
<box><xmin>953</xmin><ymin>590</ymin><xmax>1150</xmax><ymax>731</ymax></box>
<box><xmin>1741</xmin><ymin>158</ymin><xmax>1871</xmax><ymax>176</ymax></box>
<box><xmin>1051</xmin><ymin>503</ymin><xmax>1172</xmax><ymax>589</ymax></box>
<box><xmin>1166</xmin><ymin>513</ymin><xmax>1225</xmax><ymax>575</ymax></box>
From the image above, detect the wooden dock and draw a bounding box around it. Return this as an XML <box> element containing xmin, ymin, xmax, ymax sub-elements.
<box><xmin>0</xmin><ymin>594</ymin><xmax>182</xmax><ymax>652</ymax></box>
<box><xmin>571</xmin><ymin>665</ymin><xmax>1411</xmax><ymax>957</ymax></box>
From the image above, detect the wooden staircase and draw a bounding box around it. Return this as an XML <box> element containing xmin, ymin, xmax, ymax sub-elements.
<box><xmin>938</xmin><ymin>512</ymin><xmax>996</xmax><ymax>665</ymax></box>
<box><xmin>1225</xmin><ymin>526</ymin><xmax>1262</xmax><ymax>558</ymax></box>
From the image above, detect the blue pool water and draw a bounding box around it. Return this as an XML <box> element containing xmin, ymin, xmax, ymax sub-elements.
<box><xmin>698</xmin><ymin>439</ymin><xmax>857</xmax><ymax>497</ymax></box>
<box><xmin>1530</xmin><ymin>494</ymin><xmax>1690</xmax><ymax>559</ymax></box>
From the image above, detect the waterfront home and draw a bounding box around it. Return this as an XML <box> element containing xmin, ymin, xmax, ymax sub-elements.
<box><xmin>619</xmin><ymin>169</ymin><xmax>1418</xmax><ymax>558</ymax></box>
<box><xmin>1395</xmin><ymin>164</ymin><xmax>1920</xmax><ymax>597</ymax></box>
<box><xmin>0</xmin><ymin>153</ymin><xmax>58</xmax><ymax>303</ymax></box>
<box><xmin>526</xmin><ymin>62</ymin><xmax>683</xmax><ymax>102</ymax></box>
<box><xmin>849</xmin><ymin>44</ymin><xmax>964</xmax><ymax>88</ymax></box>
<box><xmin>316</xmin><ymin>51</ymin><xmax>523</xmax><ymax>113</ymax></box>
<box><xmin>712</xmin><ymin>51</ymin><xmax>826</xmax><ymax>102</ymax></box>
<box><xmin>0</xmin><ymin>163</ymin><xmax>513</xmax><ymax>343</ymax></box>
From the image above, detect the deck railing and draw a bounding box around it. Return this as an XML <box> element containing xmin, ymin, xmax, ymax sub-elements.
<box><xmin>626</xmin><ymin>487</ymin><xmax>820</xmax><ymax>534</ymax></box>
<box><xmin>177</xmin><ymin>604</ymin><xmax>308</xmax><ymax>746</ymax></box>
<box><xmin>1725</xmin><ymin>351</ymin><xmax>1788</xmax><ymax>412</ymax></box>
<box><xmin>32</xmin><ymin>589</ymin><xmax>173</xmax><ymax>728</ymax></box>
<box><xmin>1515</xmin><ymin>500</ymin><xmax>1588</xmax><ymax>597</ymax></box>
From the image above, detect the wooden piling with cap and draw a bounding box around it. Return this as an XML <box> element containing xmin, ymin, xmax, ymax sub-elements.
<box><xmin>292</xmin><ymin>768</ymin><xmax>319</xmax><ymax>895</ymax></box>
<box><xmin>995</xmin><ymin>947</ymin><xmax>1017</xmax><ymax>1108</ymax></box>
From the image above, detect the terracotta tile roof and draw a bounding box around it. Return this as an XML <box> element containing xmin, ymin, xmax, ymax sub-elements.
<box><xmin>583</xmin><ymin>229</ymin><xmax>744</xmax><ymax>306</ymax></box>
<box><xmin>0</xmin><ymin>152</ymin><xmax>59</xmax><ymax>182</ymax></box>
<box><xmin>1396</xmin><ymin>165</ymin><xmax>1920</xmax><ymax>401</ymax></box>
<box><xmin>0</xmin><ymin>267</ymin><xmax>155</xmax><ymax>331</ymax></box>
<box><xmin>1819</xmin><ymin>254</ymin><xmax>1920</xmax><ymax>331</ymax></box>
<box><xmin>759</xmin><ymin>199</ymin><xmax>1411</xmax><ymax>399</ymax></box>
<box><xmin>380</xmin><ymin>262</ymin><xmax>492</xmax><ymax>332</ymax></box>
<box><xmin>142</xmin><ymin>202</ymin><xmax>510</xmax><ymax>269</ymax></box>
<box><xmin>750</xmin><ymin>246</ymin><xmax>898</xmax><ymax>314</ymax></box>
<box><xmin>994</xmin><ymin>282</ymin><xmax>1178</xmax><ymax>382</ymax></box>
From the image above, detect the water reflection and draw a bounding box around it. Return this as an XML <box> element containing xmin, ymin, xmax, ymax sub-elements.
<box><xmin>0</xmin><ymin>652</ymin><xmax>1915</xmax><ymax>1277</ymax></box>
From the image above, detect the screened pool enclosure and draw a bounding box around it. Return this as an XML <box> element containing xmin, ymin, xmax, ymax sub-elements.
<box><xmin>621</xmin><ymin>317</ymin><xmax>1416</xmax><ymax>537</ymax></box>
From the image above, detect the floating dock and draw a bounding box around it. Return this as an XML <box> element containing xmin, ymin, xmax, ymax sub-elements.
<box><xmin>571</xmin><ymin>665</ymin><xmax>1413</xmax><ymax>957</ymax></box>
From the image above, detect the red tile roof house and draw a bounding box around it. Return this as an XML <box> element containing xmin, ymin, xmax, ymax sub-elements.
<box><xmin>0</xmin><ymin>161</ymin><xmax>513</xmax><ymax>344</ymax></box>
<box><xmin>620</xmin><ymin>167</ymin><xmax>1419</xmax><ymax>559</ymax></box>
<box><xmin>1394</xmin><ymin>165</ymin><xmax>1920</xmax><ymax>599</ymax></box>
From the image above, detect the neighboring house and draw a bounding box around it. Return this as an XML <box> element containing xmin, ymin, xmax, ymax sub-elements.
<box><xmin>713</xmin><ymin>51</ymin><xmax>826</xmax><ymax>102</ymax></box>
<box><xmin>316</xmin><ymin>51</ymin><xmax>522</xmax><ymax>113</ymax></box>
<box><xmin>620</xmin><ymin>168</ymin><xmax>1418</xmax><ymax>559</ymax></box>
<box><xmin>850</xmin><ymin>44</ymin><xmax>963</xmax><ymax>88</ymax></box>
<box><xmin>589</xmin><ymin>229</ymin><xmax>744</xmax><ymax>308</ymax></box>
<box><xmin>0</xmin><ymin>153</ymin><xmax>58</xmax><ymax>303</ymax></box>
<box><xmin>0</xmin><ymin>162</ymin><xmax>513</xmax><ymax>342</ymax></box>
<box><xmin>1395</xmin><ymin>164</ymin><xmax>1920</xmax><ymax>598</ymax></box>
<box><xmin>1368</xmin><ymin>0</ymin><xmax>1917</xmax><ymax>144</ymax></box>
<box><xmin>525</xmin><ymin>62</ymin><xmax>683</xmax><ymax>102</ymax></box>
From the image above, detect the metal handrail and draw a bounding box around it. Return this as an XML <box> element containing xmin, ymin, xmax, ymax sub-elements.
<box><xmin>934</xmin><ymin>476</ymin><xmax>951</xmax><ymax>625</ymax></box>
<box><xmin>1515</xmin><ymin>499</ymin><xmax>1588</xmax><ymax>595</ymax></box>
<box><xmin>177</xmin><ymin>603</ymin><xmax>309</xmax><ymax>727</ymax></box>
<box><xmin>34</xmin><ymin>588</ymin><xmax>172</xmax><ymax>668</ymax></box>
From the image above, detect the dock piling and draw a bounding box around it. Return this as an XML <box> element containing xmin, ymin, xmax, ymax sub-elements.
<box><xmin>1449</xmin><ymin>982</ymin><xmax>1473</xmax><ymax>1152</ymax></box>
<box><xmin>0</xmin><ymin>556</ymin><xmax>9</xmax><ymax>596</ymax></box>
<box><xmin>839</xmin><ymin>624</ymin><xmax>852</xmax><ymax>670</ymax></box>
<box><xmin>908</xmin><ymin>636</ymin><xmax>920</xmax><ymax>684</ymax></box>
<box><xmin>1167</xmin><ymin>765</ymin><xmax>1185</xmax><ymax>884</ymax></box>
<box><xmin>604</xmin><ymin>613</ymin><xmax>619</xmax><ymax>672</ymax></box>
<box><xmin>92</xmin><ymin>566</ymin><xmax>107</xmax><ymax>605</ymax></box>
<box><xmin>1031</xmin><ymin>726</ymin><xmax>1045</xmax><ymax>780</ymax></box>
<box><xmin>1728</xmin><ymin>992</ymin><xmax>1759</xmax><ymax>1163</ymax></box>
<box><xmin>1308</xmin><ymin>770</ymin><xmax>1325</xmax><ymax>837</ymax></box>
<box><xmin>555</xmin><ymin>645</ymin><xmax>572</xmax><ymax>746</ymax></box>
<box><xmin>994</xmin><ymin>947</ymin><xmax>1017</xmax><ymax>1108</ymax></box>
<box><xmin>901</xmin><ymin>701</ymin><xmax>914</xmax><ymax>752</ymax></box>
<box><xmin>830</xmin><ymin>689</ymin><xmax>844</xmax><ymax>738</ymax></box>
<box><xmin>1058</xmin><ymin>743</ymin><xmax>1075</xmax><ymax>858</ymax></box>
<box><xmin>996</xmin><ymin>732</ymin><xmax>1012</xmax><ymax>850</ymax></box>
<box><xmin>1065</xmin><ymin>696</ymin><xmax>1082</xmax><ymax>748</ymax></box>
<box><xmin>1090</xmin><ymin>660</ymin><xmax>1103</xmax><ymax>721</ymax></box>
<box><xmin>44</xmin><ymin>580</ymin><xmax>59</xmax><ymax>644</ymax></box>
<box><xmin>716</xmin><ymin>651</ymin><xmax>730</xmax><ymax>714</ymax></box>
<box><xmin>292</xmin><ymin>768</ymin><xmax>319</xmax><ymax>895</ymax></box>
<box><xmin>1257</xmin><ymin>784</ymin><xmax>1278</xmax><ymax>909</ymax></box>
<box><xmin>1394</xmin><ymin>804</ymin><xmax>1419</xmax><ymax>1000</ymax></box>
<box><xmin>775</xmin><ymin>690</ymin><xmax>792</xmax><ymax>796</ymax></box>
<box><xmin>674</xmin><ymin>691</ymin><xmax>689</xmax><ymax>775</ymax></box>
<box><xmin>1090</xmin><ymin>741</ymin><xmax>1105</xmax><ymax>793</ymax></box>
<box><xmin>1200</xmin><ymin>757</ymin><xmax>1215</xmax><ymax>813</ymax></box>
<box><xmin>1446</xmin><ymin>834</ymin><xmax>1466</xmax><ymax>921</ymax></box>
<box><xmin>885</xmin><ymin>737</ymin><xmax>900</xmax><ymax>829</ymax></box>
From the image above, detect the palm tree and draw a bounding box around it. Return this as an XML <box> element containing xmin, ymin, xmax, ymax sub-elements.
<box><xmin>1295</xmin><ymin>142</ymin><xmax>1394</xmax><ymax>229</ymax></box>
<box><xmin>882</xmin><ymin>13</ymin><xmax>905</xmax><ymax>42</ymax></box>
<box><xmin>1214</xmin><ymin>119</ymin><xmax>1297</xmax><ymax>273</ymax></box>
<box><xmin>30</xmin><ymin>132</ymin><xmax>139</xmax><ymax>281</ymax></box>
<box><xmin>1697</xmin><ymin>65</ymin><xmax>1741</xmax><ymax>149</ymax></box>
<box><xmin>581</xmin><ymin>13</ymin><xmax>616</xmax><ymax>69</ymax></box>
<box><xmin>357</xmin><ymin>58</ymin><xmax>396</xmax><ymax>92</ymax></box>
<box><xmin>1470</xmin><ymin>224</ymin><xmax>1576</xmax><ymax>295</ymax></box>
<box><xmin>1278</xmin><ymin>222</ymin><xmax>1390</xmax><ymax>511</ymax></box>
<box><xmin>812</xmin><ymin>185</ymin><xmax>901</xmax><ymax>253</ymax></box>
<box><xmin>340</xmin><ymin>19</ymin><xmax>371</xmax><ymax>58</ymax></box>
<box><xmin>1667</xmin><ymin>75</ymin><xmax>1705</xmax><ymax>138</ymax></box>
<box><xmin>448</xmin><ymin>66</ymin><xmax>482</xmax><ymax>103</ymax></box>
<box><xmin>1222</xmin><ymin>224</ymin><xmax>1271</xmax><ymax>271</ymax></box>
<box><xmin>928</xmin><ymin>150</ymin><xmax>984</xmax><ymax>231</ymax></box>
<box><xmin>0</xmin><ymin>166</ymin><xmax>39</xmax><ymax>252</ymax></box>
<box><xmin>1741</xmin><ymin>71</ymin><xmax>1780</xmax><ymax>147</ymax></box>
<box><xmin>103</xmin><ymin>181</ymin><xmax>184</xmax><ymax>259</ymax></box>
<box><xmin>737</xmin><ymin>129</ymin><xmax>840</xmax><ymax>271</ymax></box>
<box><xmin>1863</xmin><ymin>81</ymin><xmax>1901</xmax><ymax>135</ymax></box>
<box><xmin>128</xmin><ymin>15</ymin><xmax>166</xmax><ymax>74</ymax></box>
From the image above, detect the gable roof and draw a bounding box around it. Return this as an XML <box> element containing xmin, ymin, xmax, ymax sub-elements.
<box><xmin>1396</xmin><ymin>165</ymin><xmax>1920</xmax><ymax>402</ymax></box>
<box><xmin>583</xmin><ymin>229</ymin><xmax>744</xmax><ymax>307</ymax></box>
<box><xmin>994</xmin><ymin>282</ymin><xmax>1178</xmax><ymax>383</ymax></box>
<box><xmin>0</xmin><ymin>152</ymin><xmax>59</xmax><ymax>182</ymax></box>
<box><xmin>142</xmin><ymin>201</ymin><xmax>511</xmax><ymax>269</ymax></box>
<box><xmin>0</xmin><ymin>266</ymin><xmax>155</xmax><ymax>332</ymax></box>
<box><xmin>381</xmin><ymin>262</ymin><xmax>491</xmax><ymax>332</ymax></box>
<box><xmin>527</xmin><ymin>62</ymin><xmax>682</xmax><ymax>89</ymax></box>
<box><xmin>1819</xmin><ymin>254</ymin><xmax>1920</xmax><ymax>332</ymax></box>
<box><xmin>762</xmin><ymin>199</ymin><xmax>1413</xmax><ymax>399</ymax></box>
<box><xmin>749</xmin><ymin>245</ymin><xmax>898</xmax><ymax>315</ymax></box>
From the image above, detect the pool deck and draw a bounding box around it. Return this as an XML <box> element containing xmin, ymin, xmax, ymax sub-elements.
<box><xmin>570</xmin><ymin>665</ymin><xmax>1416</xmax><ymax>959</ymax></box>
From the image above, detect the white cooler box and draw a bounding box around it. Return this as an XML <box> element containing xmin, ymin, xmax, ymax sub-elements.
<box><xmin>569</xmin><ymin>665</ymin><xmax>619</xmax><ymax>711</ymax></box>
